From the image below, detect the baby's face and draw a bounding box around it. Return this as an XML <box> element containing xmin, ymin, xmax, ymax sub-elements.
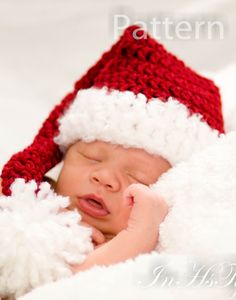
<box><xmin>55</xmin><ymin>140</ymin><xmax>171</xmax><ymax>240</ymax></box>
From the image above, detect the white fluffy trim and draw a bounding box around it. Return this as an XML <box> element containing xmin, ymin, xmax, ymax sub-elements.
<box><xmin>0</xmin><ymin>179</ymin><xmax>93</xmax><ymax>298</ymax></box>
<box><xmin>54</xmin><ymin>87</ymin><xmax>221</xmax><ymax>165</ymax></box>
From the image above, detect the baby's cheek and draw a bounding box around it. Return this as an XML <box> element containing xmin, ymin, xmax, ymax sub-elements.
<box><xmin>111</xmin><ymin>205</ymin><xmax>132</xmax><ymax>234</ymax></box>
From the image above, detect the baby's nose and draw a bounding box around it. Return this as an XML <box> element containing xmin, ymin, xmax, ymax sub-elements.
<box><xmin>90</xmin><ymin>169</ymin><xmax>120</xmax><ymax>191</ymax></box>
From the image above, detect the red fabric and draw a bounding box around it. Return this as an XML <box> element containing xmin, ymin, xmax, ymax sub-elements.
<box><xmin>1</xmin><ymin>25</ymin><xmax>224</xmax><ymax>196</ymax></box>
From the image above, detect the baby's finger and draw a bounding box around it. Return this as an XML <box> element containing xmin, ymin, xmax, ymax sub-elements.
<box><xmin>91</xmin><ymin>227</ymin><xmax>106</xmax><ymax>245</ymax></box>
<box><xmin>123</xmin><ymin>183</ymin><xmax>151</xmax><ymax>206</ymax></box>
<box><xmin>123</xmin><ymin>183</ymin><xmax>168</xmax><ymax>232</ymax></box>
<box><xmin>80</xmin><ymin>221</ymin><xmax>105</xmax><ymax>245</ymax></box>
<box><xmin>123</xmin><ymin>183</ymin><xmax>141</xmax><ymax>206</ymax></box>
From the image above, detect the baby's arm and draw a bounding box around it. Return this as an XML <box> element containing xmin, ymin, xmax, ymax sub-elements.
<box><xmin>72</xmin><ymin>183</ymin><xmax>168</xmax><ymax>273</ymax></box>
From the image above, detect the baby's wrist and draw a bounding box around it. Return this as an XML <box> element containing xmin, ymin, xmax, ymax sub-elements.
<box><xmin>118</xmin><ymin>228</ymin><xmax>158</xmax><ymax>253</ymax></box>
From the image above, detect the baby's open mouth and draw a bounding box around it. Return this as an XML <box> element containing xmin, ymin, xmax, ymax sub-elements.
<box><xmin>77</xmin><ymin>194</ymin><xmax>110</xmax><ymax>218</ymax></box>
<box><xmin>86</xmin><ymin>198</ymin><xmax>103</xmax><ymax>208</ymax></box>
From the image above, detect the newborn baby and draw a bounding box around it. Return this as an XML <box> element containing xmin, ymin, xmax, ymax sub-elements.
<box><xmin>46</xmin><ymin>139</ymin><xmax>170</xmax><ymax>272</ymax></box>
<box><xmin>0</xmin><ymin>139</ymin><xmax>170</xmax><ymax>300</ymax></box>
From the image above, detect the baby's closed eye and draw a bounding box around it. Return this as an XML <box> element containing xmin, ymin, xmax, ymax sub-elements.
<box><xmin>77</xmin><ymin>150</ymin><xmax>102</xmax><ymax>162</ymax></box>
<box><xmin>126</xmin><ymin>172</ymin><xmax>148</xmax><ymax>185</ymax></box>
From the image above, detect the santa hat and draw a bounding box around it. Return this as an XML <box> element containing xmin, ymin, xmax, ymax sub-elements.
<box><xmin>1</xmin><ymin>25</ymin><xmax>224</xmax><ymax>196</ymax></box>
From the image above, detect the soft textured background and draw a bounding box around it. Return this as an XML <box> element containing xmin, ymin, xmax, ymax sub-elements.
<box><xmin>0</xmin><ymin>0</ymin><xmax>236</xmax><ymax>171</ymax></box>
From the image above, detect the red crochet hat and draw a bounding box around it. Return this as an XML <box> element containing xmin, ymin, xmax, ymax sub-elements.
<box><xmin>1</xmin><ymin>25</ymin><xmax>224</xmax><ymax>196</ymax></box>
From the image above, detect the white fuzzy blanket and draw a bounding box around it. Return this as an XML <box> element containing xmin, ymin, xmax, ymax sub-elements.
<box><xmin>1</xmin><ymin>131</ymin><xmax>235</xmax><ymax>299</ymax></box>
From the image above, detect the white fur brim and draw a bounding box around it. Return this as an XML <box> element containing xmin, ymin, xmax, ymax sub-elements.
<box><xmin>54</xmin><ymin>87</ymin><xmax>221</xmax><ymax>165</ymax></box>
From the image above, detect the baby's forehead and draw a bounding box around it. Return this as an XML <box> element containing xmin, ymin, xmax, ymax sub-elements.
<box><xmin>74</xmin><ymin>139</ymin><xmax>149</xmax><ymax>155</ymax></box>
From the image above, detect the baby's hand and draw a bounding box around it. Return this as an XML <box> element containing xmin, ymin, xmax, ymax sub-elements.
<box><xmin>71</xmin><ymin>185</ymin><xmax>168</xmax><ymax>273</ymax></box>
<box><xmin>123</xmin><ymin>183</ymin><xmax>168</xmax><ymax>250</ymax></box>
<box><xmin>59</xmin><ymin>207</ymin><xmax>106</xmax><ymax>248</ymax></box>
<box><xmin>80</xmin><ymin>221</ymin><xmax>106</xmax><ymax>248</ymax></box>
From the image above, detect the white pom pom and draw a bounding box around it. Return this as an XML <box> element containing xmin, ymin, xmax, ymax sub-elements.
<box><xmin>0</xmin><ymin>179</ymin><xmax>93</xmax><ymax>298</ymax></box>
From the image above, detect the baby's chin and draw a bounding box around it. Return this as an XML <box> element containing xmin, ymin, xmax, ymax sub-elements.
<box><xmin>78</xmin><ymin>209</ymin><xmax>116</xmax><ymax>233</ymax></box>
